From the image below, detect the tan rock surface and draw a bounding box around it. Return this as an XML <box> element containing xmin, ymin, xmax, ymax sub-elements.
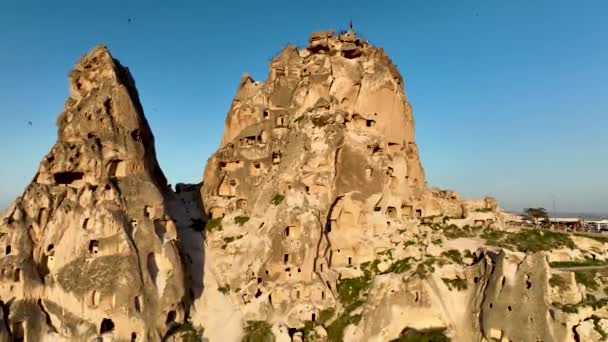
<box><xmin>194</xmin><ymin>30</ymin><xmax>608</xmax><ymax>342</ymax></box>
<box><xmin>2</xmin><ymin>30</ymin><xmax>608</xmax><ymax>342</ymax></box>
<box><xmin>0</xmin><ymin>46</ymin><xmax>185</xmax><ymax>341</ymax></box>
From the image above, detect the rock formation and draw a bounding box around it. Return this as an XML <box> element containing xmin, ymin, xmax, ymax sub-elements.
<box><xmin>0</xmin><ymin>46</ymin><xmax>185</xmax><ymax>341</ymax></box>
<box><xmin>194</xmin><ymin>30</ymin><xmax>608</xmax><ymax>342</ymax></box>
<box><xmin>2</xmin><ymin>30</ymin><xmax>608</xmax><ymax>342</ymax></box>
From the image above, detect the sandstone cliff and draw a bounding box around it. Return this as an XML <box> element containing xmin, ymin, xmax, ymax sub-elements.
<box><xmin>0</xmin><ymin>46</ymin><xmax>185</xmax><ymax>341</ymax></box>
<box><xmin>1</xmin><ymin>31</ymin><xmax>607</xmax><ymax>342</ymax></box>
<box><xmin>194</xmin><ymin>30</ymin><xmax>608</xmax><ymax>342</ymax></box>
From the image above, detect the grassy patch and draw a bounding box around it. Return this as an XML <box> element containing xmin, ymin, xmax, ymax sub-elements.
<box><xmin>217</xmin><ymin>284</ymin><xmax>230</xmax><ymax>295</ymax></box>
<box><xmin>403</xmin><ymin>240</ymin><xmax>417</xmax><ymax>247</ymax></box>
<box><xmin>549</xmin><ymin>274</ymin><xmax>569</xmax><ymax>290</ymax></box>
<box><xmin>443</xmin><ymin>224</ymin><xmax>480</xmax><ymax>239</ymax></box>
<box><xmin>329</xmin><ymin>260</ymin><xmax>377</xmax><ymax>341</ymax></box>
<box><xmin>205</xmin><ymin>217</ymin><xmax>223</xmax><ymax>232</ymax></box>
<box><xmin>480</xmin><ymin>228</ymin><xmax>507</xmax><ymax>246</ymax></box>
<box><xmin>554</xmin><ymin>294</ymin><xmax>608</xmax><ymax>314</ymax></box>
<box><xmin>590</xmin><ymin>315</ymin><xmax>608</xmax><ymax>339</ymax></box>
<box><xmin>574</xmin><ymin>270</ymin><xmax>600</xmax><ymax>290</ymax></box>
<box><xmin>221</xmin><ymin>235</ymin><xmax>244</xmax><ymax>249</ymax></box>
<box><xmin>360</xmin><ymin>260</ymin><xmax>381</xmax><ymax>278</ymax></box>
<box><xmin>271</xmin><ymin>194</ymin><xmax>284</xmax><ymax>205</ymax></box>
<box><xmin>173</xmin><ymin>321</ymin><xmax>204</xmax><ymax>342</ymax></box>
<box><xmin>549</xmin><ymin>259</ymin><xmax>608</xmax><ymax>268</ymax></box>
<box><xmin>326</xmin><ymin>312</ymin><xmax>362</xmax><ymax>342</ymax></box>
<box><xmin>583</xmin><ymin>294</ymin><xmax>608</xmax><ymax>310</ymax></box>
<box><xmin>504</xmin><ymin>229</ymin><xmax>575</xmax><ymax>252</ymax></box>
<box><xmin>415</xmin><ymin>258</ymin><xmax>436</xmax><ymax>278</ymax></box>
<box><xmin>442</xmin><ymin>277</ymin><xmax>468</xmax><ymax>291</ymax></box>
<box><xmin>318</xmin><ymin>308</ymin><xmax>335</xmax><ymax>325</ymax></box>
<box><xmin>481</xmin><ymin>228</ymin><xmax>575</xmax><ymax>253</ymax></box>
<box><xmin>382</xmin><ymin>258</ymin><xmax>413</xmax><ymax>274</ymax></box>
<box><xmin>557</xmin><ymin>303</ymin><xmax>579</xmax><ymax>314</ymax></box>
<box><xmin>337</xmin><ymin>277</ymin><xmax>371</xmax><ymax>307</ymax></box>
<box><xmin>441</xmin><ymin>250</ymin><xmax>463</xmax><ymax>264</ymax></box>
<box><xmin>378</xmin><ymin>249</ymin><xmax>393</xmax><ymax>258</ymax></box>
<box><xmin>242</xmin><ymin>321</ymin><xmax>275</xmax><ymax>342</ymax></box>
<box><xmin>223</xmin><ymin>235</ymin><xmax>243</xmax><ymax>244</ymax></box>
<box><xmin>390</xmin><ymin>328</ymin><xmax>450</xmax><ymax>342</ymax></box>
<box><xmin>234</xmin><ymin>216</ymin><xmax>250</xmax><ymax>226</ymax></box>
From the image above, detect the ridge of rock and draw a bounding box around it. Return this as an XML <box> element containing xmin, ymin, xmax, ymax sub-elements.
<box><xmin>0</xmin><ymin>45</ymin><xmax>185</xmax><ymax>340</ymax></box>
<box><xmin>193</xmin><ymin>30</ymin><xmax>606</xmax><ymax>342</ymax></box>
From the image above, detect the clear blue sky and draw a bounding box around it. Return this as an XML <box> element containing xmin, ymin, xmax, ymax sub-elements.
<box><xmin>1</xmin><ymin>1</ymin><xmax>607</xmax><ymax>214</ymax></box>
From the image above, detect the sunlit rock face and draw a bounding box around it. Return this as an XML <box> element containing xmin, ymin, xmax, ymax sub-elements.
<box><xmin>195</xmin><ymin>30</ymin><xmax>497</xmax><ymax>341</ymax></box>
<box><xmin>194</xmin><ymin>30</ymin><xmax>607</xmax><ymax>342</ymax></box>
<box><xmin>2</xmin><ymin>30</ymin><xmax>604</xmax><ymax>342</ymax></box>
<box><xmin>0</xmin><ymin>46</ymin><xmax>185</xmax><ymax>341</ymax></box>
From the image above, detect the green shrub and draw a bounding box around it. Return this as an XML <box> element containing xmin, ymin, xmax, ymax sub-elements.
<box><xmin>235</xmin><ymin>216</ymin><xmax>250</xmax><ymax>226</ymax></box>
<box><xmin>480</xmin><ymin>228</ymin><xmax>507</xmax><ymax>246</ymax></box>
<box><xmin>360</xmin><ymin>260</ymin><xmax>381</xmax><ymax>278</ymax></box>
<box><xmin>443</xmin><ymin>224</ymin><xmax>478</xmax><ymax>239</ymax></box>
<box><xmin>271</xmin><ymin>194</ymin><xmax>285</xmax><ymax>205</ymax></box>
<box><xmin>590</xmin><ymin>315</ymin><xmax>608</xmax><ymax>339</ymax></box>
<box><xmin>441</xmin><ymin>250</ymin><xmax>463</xmax><ymax>264</ymax></box>
<box><xmin>549</xmin><ymin>275</ymin><xmax>569</xmax><ymax>290</ymax></box>
<box><xmin>390</xmin><ymin>328</ymin><xmax>450</xmax><ymax>342</ymax></box>
<box><xmin>442</xmin><ymin>277</ymin><xmax>468</xmax><ymax>291</ymax></box>
<box><xmin>337</xmin><ymin>277</ymin><xmax>371</xmax><ymax>307</ymax></box>
<box><xmin>205</xmin><ymin>217</ymin><xmax>223</xmax><ymax>232</ymax></box>
<box><xmin>173</xmin><ymin>321</ymin><xmax>204</xmax><ymax>342</ymax></box>
<box><xmin>583</xmin><ymin>294</ymin><xmax>608</xmax><ymax>310</ymax></box>
<box><xmin>574</xmin><ymin>270</ymin><xmax>599</xmax><ymax>290</ymax></box>
<box><xmin>221</xmin><ymin>235</ymin><xmax>244</xmax><ymax>249</ymax></box>
<box><xmin>558</xmin><ymin>303</ymin><xmax>579</xmax><ymax>313</ymax></box>
<box><xmin>415</xmin><ymin>258</ymin><xmax>436</xmax><ymax>278</ymax></box>
<box><xmin>382</xmin><ymin>258</ymin><xmax>413</xmax><ymax>274</ymax></box>
<box><xmin>242</xmin><ymin>321</ymin><xmax>275</xmax><ymax>342</ymax></box>
<box><xmin>318</xmin><ymin>308</ymin><xmax>335</xmax><ymax>324</ymax></box>
<box><xmin>326</xmin><ymin>309</ymin><xmax>362</xmax><ymax>342</ymax></box>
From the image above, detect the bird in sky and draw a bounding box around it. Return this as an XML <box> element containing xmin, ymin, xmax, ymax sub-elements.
<box><xmin>27</xmin><ymin>121</ymin><xmax>32</xmax><ymax>126</ymax></box>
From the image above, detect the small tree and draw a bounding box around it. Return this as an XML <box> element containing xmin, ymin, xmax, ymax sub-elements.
<box><xmin>523</xmin><ymin>208</ymin><xmax>549</xmax><ymax>224</ymax></box>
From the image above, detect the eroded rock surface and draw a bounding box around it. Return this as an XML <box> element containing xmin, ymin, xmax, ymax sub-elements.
<box><xmin>2</xmin><ymin>30</ymin><xmax>607</xmax><ymax>342</ymax></box>
<box><xmin>194</xmin><ymin>30</ymin><xmax>608</xmax><ymax>342</ymax></box>
<box><xmin>0</xmin><ymin>46</ymin><xmax>185</xmax><ymax>341</ymax></box>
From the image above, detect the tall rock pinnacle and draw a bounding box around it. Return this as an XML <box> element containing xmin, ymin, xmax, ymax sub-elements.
<box><xmin>196</xmin><ymin>30</ymin><xmax>476</xmax><ymax>340</ymax></box>
<box><xmin>0</xmin><ymin>46</ymin><xmax>185</xmax><ymax>341</ymax></box>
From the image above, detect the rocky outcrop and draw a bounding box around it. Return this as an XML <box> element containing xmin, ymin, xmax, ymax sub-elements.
<box><xmin>2</xmin><ymin>30</ymin><xmax>607</xmax><ymax>342</ymax></box>
<box><xmin>194</xmin><ymin>30</ymin><xmax>608</xmax><ymax>342</ymax></box>
<box><xmin>0</xmin><ymin>46</ymin><xmax>185</xmax><ymax>341</ymax></box>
